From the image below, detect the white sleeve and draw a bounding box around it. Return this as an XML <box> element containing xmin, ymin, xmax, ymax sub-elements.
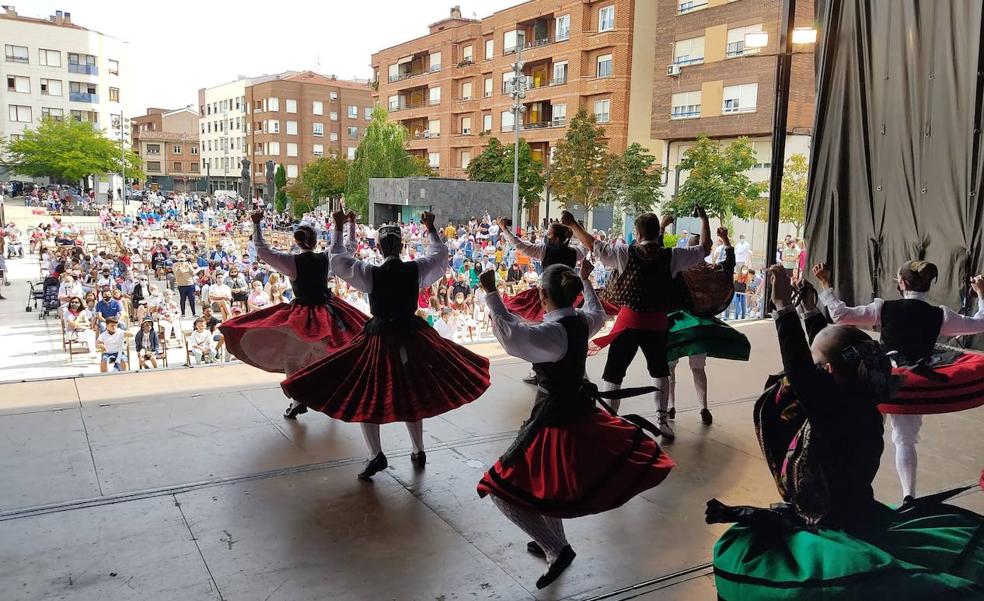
<box><xmin>670</xmin><ymin>245</ymin><xmax>707</xmax><ymax>276</ymax></box>
<box><xmin>485</xmin><ymin>292</ymin><xmax>568</xmax><ymax>363</ymax></box>
<box><xmin>501</xmin><ymin>228</ymin><xmax>546</xmax><ymax>260</ymax></box>
<box><xmin>940</xmin><ymin>303</ymin><xmax>984</xmax><ymax>336</ymax></box>
<box><xmin>329</xmin><ymin>251</ymin><xmax>373</xmax><ymax>293</ymax></box>
<box><xmin>414</xmin><ymin>230</ymin><xmax>449</xmax><ymax>288</ymax></box>
<box><xmin>578</xmin><ymin>281</ymin><xmax>607</xmax><ymax>336</ymax></box>
<box><xmin>591</xmin><ymin>240</ymin><xmax>629</xmax><ymax>271</ymax></box>
<box><xmin>819</xmin><ymin>288</ymin><xmax>883</xmax><ymax>327</ymax></box>
<box><xmin>254</xmin><ymin>223</ymin><xmax>297</xmax><ymax>280</ymax></box>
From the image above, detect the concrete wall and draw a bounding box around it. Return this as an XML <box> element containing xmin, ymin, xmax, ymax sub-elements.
<box><xmin>369</xmin><ymin>177</ymin><xmax>512</xmax><ymax>227</ymax></box>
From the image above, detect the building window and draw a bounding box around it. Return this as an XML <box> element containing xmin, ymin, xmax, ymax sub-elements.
<box><xmin>671</xmin><ymin>91</ymin><xmax>702</xmax><ymax>119</ymax></box>
<box><xmin>552</xmin><ymin>103</ymin><xmax>567</xmax><ymax>125</ymax></box>
<box><xmin>363</xmin><ymin>107</ymin><xmax>371</xmax><ymax>120</ymax></box>
<box><xmin>722</xmin><ymin>83</ymin><xmax>758</xmax><ymax>113</ymax></box>
<box><xmin>460</xmin><ymin>150</ymin><xmax>471</xmax><ymax>169</ymax></box>
<box><xmin>147</xmin><ymin>144</ymin><xmax>161</xmax><ymax>154</ymax></box>
<box><xmin>598</xmin><ymin>6</ymin><xmax>615</xmax><ymax>31</ymax></box>
<box><xmin>678</xmin><ymin>0</ymin><xmax>709</xmax><ymax>14</ymax></box>
<box><xmin>312</xmin><ymin>100</ymin><xmax>324</xmax><ymax>115</ymax></box>
<box><xmin>313</xmin><ymin>122</ymin><xmax>324</xmax><ymax>136</ymax></box>
<box><xmin>348</xmin><ymin>126</ymin><xmax>358</xmax><ymax>138</ymax></box>
<box><xmin>330</xmin><ymin>91</ymin><xmax>338</xmax><ymax>100</ymax></box>
<box><xmin>596</xmin><ymin>54</ymin><xmax>613</xmax><ymax>78</ymax></box>
<box><xmin>429</xmin><ymin>87</ymin><xmax>441</xmax><ymax>105</ymax></box>
<box><xmin>346</xmin><ymin>105</ymin><xmax>357</xmax><ymax>119</ymax></box>
<box><xmin>41</xmin><ymin>107</ymin><xmax>64</xmax><ymax>121</ymax></box>
<box><xmin>287</xmin><ymin>143</ymin><xmax>298</xmax><ymax>157</ymax></box>
<box><xmin>504</xmin><ymin>31</ymin><xmax>525</xmax><ymax>54</ymax></box>
<box><xmin>593</xmin><ymin>99</ymin><xmax>611</xmax><ymax>123</ymax></box>
<box><xmin>552</xmin><ymin>61</ymin><xmax>568</xmax><ymax>85</ymax></box>
<box><xmin>460</xmin><ymin>116</ymin><xmax>472</xmax><ymax>135</ymax></box>
<box><xmin>287</xmin><ymin>121</ymin><xmax>298</xmax><ymax>135</ymax></box>
<box><xmin>172</xmin><ymin>145</ymin><xmax>182</xmax><ymax>154</ymax></box>
<box><xmin>485</xmin><ymin>39</ymin><xmax>494</xmax><ymax>60</ymax></box>
<box><xmin>461</xmin><ymin>81</ymin><xmax>473</xmax><ymax>100</ymax></box>
<box><xmin>268</xmin><ymin>120</ymin><xmax>280</xmax><ymax>133</ymax></box>
<box><xmin>556</xmin><ymin>15</ymin><xmax>571</xmax><ymax>41</ymax></box>
<box><xmin>109</xmin><ymin>87</ymin><xmax>120</xmax><ymax>102</ymax></box>
<box><xmin>286</xmin><ymin>99</ymin><xmax>297</xmax><ymax>113</ymax></box>
<box><xmin>428</xmin><ymin>152</ymin><xmax>440</xmax><ymax>168</ymax></box>
<box><xmin>501</xmin><ymin>110</ymin><xmax>515</xmax><ymax>132</ymax></box>
<box><xmin>147</xmin><ymin>161</ymin><xmax>161</xmax><ymax>172</ymax></box>
<box><xmin>313</xmin><ymin>144</ymin><xmax>324</xmax><ymax>157</ymax></box>
<box><xmin>330</xmin><ymin>132</ymin><xmax>339</xmax><ymax>141</ymax></box>
<box><xmin>427</xmin><ymin>120</ymin><xmax>440</xmax><ymax>137</ymax></box>
<box><xmin>173</xmin><ymin>161</ymin><xmax>182</xmax><ymax>171</ymax></box>
<box><xmin>430</xmin><ymin>51</ymin><xmax>442</xmax><ymax>72</ymax></box>
<box><xmin>726</xmin><ymin>25</ymin><xmax>764</xmax><ymax>57</ymax></box>
<box><xmin>483</xmin><ymin>113</ymin><xmax>493</xmax><ymax>133</ymax></box>
<box><xmin>462</xmin><ymin>45</ymin><xmax>473</xmax><ymax>63</ymax></box>
<box><xmin>267</xmin><ymin>97</ymin><xmax>279</xmax><ymax>111</ymax></box>
<box><xmin>5</xmin><ymin>45</ymin><xmax>28</xmax><ymax>64</ymax></box>
<box><xmin>330</xmin><ymin>111</ymin><xmax>338</xmax><ymax>121</ymax></box>
<box><xmin>70</xmin><ymin>110</ymin><xmax>96</xmax><ymax>123</ymax></box>
<box><xmin>268</xmin><ymin>142</ymin><xmax>281</xmax><ymax>155</ymax></box>
<box><xmin>287</xmin><ymin>164</ymin><xmax>298</xmax><ymax>178</ymax></box>
<box><xmin>6</xmin><ymin>75</ymin><xmax>29</xmax><ymax>93</ymax></box>
<box><xmin>674</xmin><ymin>37</ymin><xmax>705</xmax><ymax>65</ymax></box>
<box><xmin>39</xmin><ymin>48</ymin><xmax>61</xmax><ymax>67</ymax></box>
<box><xmin>484</xmin><ymin>77</ymin><xmax>493</xmax><ymax>98</ymax></box>
<box><xmin>347</xmin><ymin>147</ymin><xmax>357</xmax><ymax>160</ymax></box>
<box><xmin>108</xmin><ymin>59</ymin><xmax>119</xmax><ymax>75</ymax></box>
<box><xmin>191</xmin><ymin>146</ymin><xmax>198</xmax><ymax>155</ymax></box>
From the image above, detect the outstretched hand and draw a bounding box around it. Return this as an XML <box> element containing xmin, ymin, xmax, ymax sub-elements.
<box><xmin>496</xmin><ymin>217</ymin><xmax>510</xmax><ymax>232</ymax></box>
<box><xmin>421</xmin><ymin>211</ymin><xmax>436</xmax><ymax>231</ymax></box>
<box><xmin>332</xmin><ymin>211</ymin><xmax>346</xmax><ymax>228</ymax></box>
<box><xmin>479</xmin><ymin>270</ymin><xmax>496</xmax><ymax>293</ymax></box>
<box><xmin>812</xmin><ymin>263</ymin><xmax>832</xmax><ymax>288</ymax></box>
<box><xmin>580</xmin><ymin>258</ymin><xmax>593</xmax><ymax>280</ymax></box>
<box><xmin>695</xmin><ymin>205</ymin><xmax>709</xmax><ymax>221</ymax></box>
<box><xmin>560</xmin><ymin>211</ymin><xmax>576</xmax><ymax>227</ymax></box>
<box><xmin>767</xmin><ymin>264</ymin><xmax>793</xmax><ymax>310</ymax></box>
<box><xmin>250</xmin><ymin>209</ymin><xmax>264</xmax><ymax>225</ymax></box>
<box><xmin>717</xmin><ymin>227</ymin><xmax>730</xmax><ymax>247</ymax></box>
<box><xmin>346</xmin><ymin>211</ymin><xmax>357</xmax><ymax>224</ymax></box>
<box><xmin>971</xmin><ymin>275</ymin><xmax>984</xmax><ymax>298</ymax></box>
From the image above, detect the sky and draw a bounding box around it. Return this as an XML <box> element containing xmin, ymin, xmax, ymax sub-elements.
<box><xmin>21</xmin><ymin>0</ymin><xmax>521</xmax><ymax>117</ymax></box>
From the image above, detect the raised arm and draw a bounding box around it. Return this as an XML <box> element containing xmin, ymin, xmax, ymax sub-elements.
<box><xmin>941</xmin><ymin>276</ymin><xmax>984</xmax><ymax>336</ymax></box>
<box><xmin>414</xmin><ymin>212</ymin><xmax>449</xmax><ymax>288</ymax></box>
<box><xmin>480</xmin><ymin>271</ymin><xmax>568</xmax><ymax>363</ymax></box>
<box><xmin>814</xmin><ymin>263</ymin><xmax>882</xmax><ymax>328</ymax></box>
<box><xmin>329</xmin><ymin>212</ymin><xmax>372</xmax><ymax>293</ymax></box>
<box><xmin>251</xmin><ymin>211</ymin><xmax>297</xmax><ymax>279</ymax></box>
<box><xmin>578</xmin><ymin>260</ymin><xmax>606</xmax><ymax>336</ymax></box>
<box><xmin>498</xmin><ymin>218</ymin><xmax>546</xmax><ymax>261</ymax></box>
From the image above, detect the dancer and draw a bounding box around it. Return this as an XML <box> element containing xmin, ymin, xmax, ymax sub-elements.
<box><xmin>565</xmin><ymin>208</ymin><xmax>711</xmax><ymax>437</ymax></box>
<box><xmin>477</xmin><ymin>261</ymin><xmax>674</xmax><ymax>589</ymax></box>
<box><xmin>707</xmin><ymin>265</ymin><xmax>984</xmax><ymax>600</ymax></box>
<box><xmin>282</xmin><ymin>212</ymin><xmax>490</xmax><ymax>479</ymax></box>
<box><xmin>815</xmin><ymin>261</ymin><xmax>984</xmax><ymax>503</ymax></box>
<box><xmin>219</xmin><ymin>209</ymin><xmax>368</xmax><ymax>419</ymax></box>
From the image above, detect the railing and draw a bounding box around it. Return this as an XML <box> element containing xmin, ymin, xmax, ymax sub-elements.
<box><xmin>69</xmin><ymin>92</ymin><xmax>98</xmax><ymax>103</ymax></box>
<box><xmin>678</xmin><ymin>1</ymin><xmax>709</xmax><ymax>14</ymax></box>
<box><xmin>388</xmin><ymin>101</ymin><xmax>426</xmax><ymax>112</ymax></box>
<box><xmin>69</xmin><ymin>63</ymin><xmax>98</xmax><ymax>75</ymax></box>
<box><xmin>670</xmin><ymin>107</ymin><xmax>701</xmax><ymax>119</ymax></box>
<box><xmin>5</xmin><ymin>55</ymin><xmax>28</xmax><ymax>64</ymax></box>
<box><xmin>674</xmin><ymin>57</ymin><xmax>704</xmax><ymax>66</ymax></box>
<box><xmin>388</xmin><ymin>70</ymin><xmax>425</xmax><ymax>83</ymax></box>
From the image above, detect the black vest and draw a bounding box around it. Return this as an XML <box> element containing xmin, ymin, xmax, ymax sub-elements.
<box><xmin>292</xmin><ymin>252</ymin><xmax>332</xmax><ymax>306</ymax></box>
<box><xmin>604</xmin><ymin>244</ymin><xmax>675</xmax><ymax>312</ymax></box>
<box><xmin>880</xmin><ymin>299</ymin><xmax>944</xmax><ymax>360</ymax></box>
<box><xmin>542</xmin><ymin>243</ymin><xmax>577</xmax><ymax>269</ymax></box>
<box><xmin>367</xmin><ymin>258</ymin><xmax>421</xmax><ymax>331</ymax></box>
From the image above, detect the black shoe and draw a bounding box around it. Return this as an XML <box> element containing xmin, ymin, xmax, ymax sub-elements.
<box><xmin>536</xmin><ymin>545</ymin><xmax>576</xmax><ymax>589</ymax></box>
<box><xmin>410</xmin><ymin>450</ymin><xmax>426</xmax><ymax>469</ymax></box>
<box><xmin>522</xmin><ymin>374</ymin><xmax>538</xmax><ymax>385</ymax></box>
<box><xmin>358</xmin><ymin>453</ymin><xmax>388</xmax><ymax>480</ymax></box>
<box><xmin>526</xmin><ymin>541</ymin><xmax>545</xmax><ymax>558</ymax></box>
<box><xmin>283</xmin><ymin>403</ymin><xmax>308</xmax><ymax>419</ymax></box>
<box><xmin>700</xmin><ymin>409</ymin><xmax>713</xmax><ymax>425</ymax></box>
<box><xmin>902</xmin><ymin>495</ymin><xmax>916</xmax><ymax>507</ymax></box>
<box><xmin>668</xmin><ymin>407</ymin><xmax>676</xmax><ymax>420</ymax></box>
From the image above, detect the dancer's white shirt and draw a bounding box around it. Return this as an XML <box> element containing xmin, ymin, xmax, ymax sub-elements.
<box><xmin>330</xmin><ymin>230</ymin><xmax>448</xmax><ymax>293</ymax></box>
<box><xmin>592</xmin><ymin>239</ymin><xmax>706</xmax><ymax>277</ymax></box>
<box><xmin>819</xmin><ymin>289</ymin><xmax>984</xmax><ymax>336</ymax></box>
<box><xmin>499</xmin><ymin>227</ymin><xmax>587</xmax><ymax>262</ymax></box>
<box><xmin>252</xmin><ymin>222</ymin><xmax>355</xmax><ymax>281</ymax></box>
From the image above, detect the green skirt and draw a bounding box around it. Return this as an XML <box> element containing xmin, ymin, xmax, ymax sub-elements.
<box><xmin>714</xmin><ymin>503</ymin><xmax>984</xmax><ymax>600</ymax></box>
<box><xmin>666</xmin><ymin>311</ymin><xmax>751</xmax><ymax>364</ymax></box>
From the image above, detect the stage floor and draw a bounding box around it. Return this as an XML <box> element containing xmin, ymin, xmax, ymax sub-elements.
<box><xmin>1</xmin><ymin>320</ymin><xmax>982</xmax><ymax>601</ymax></box>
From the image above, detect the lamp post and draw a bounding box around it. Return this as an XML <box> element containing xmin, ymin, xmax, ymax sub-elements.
<box><xmin>112</xmin><ymin>113</ymin><xmax>130</xmax><ymax>210</ymax></box>
<box><xmin>508</xmin><ymin>45</ymin><xmax>528</xmax><ymax>228</ymax></box>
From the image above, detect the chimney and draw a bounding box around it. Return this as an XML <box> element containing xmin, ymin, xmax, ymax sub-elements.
<box><xmin>2</xmin><ymin>6</ymin><xmax>16</xmax><ymax>17</ymax></box>
<box><xmin>50</xmin><ymin>9</ymin><xmax>62</xmax><ymax>24</ymax></box>
<box><xmin>63</xmin><ymin>11</ymin><xmax>71</xmax><ymax>23</ymax></box>
<box><xmin>450</xmin><ymin>5</ymin><xmax>461</xmax><ymax>19</ymax></box>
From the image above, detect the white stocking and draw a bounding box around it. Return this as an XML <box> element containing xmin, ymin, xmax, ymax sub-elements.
<box><xmin>361</xmin><ymin>423</ymin><xmax>383</xmax><ymax>459</ymax></box>
<box><xmin>603</xmin><ymin>381</ymin><xmax>621</xmax><ymax>414</ymax></box>
<box><xmin>655</xmin><ymin>377</ymin><xmax>670</xmax><ymax>415</ymax></box>
<box><xmin>890</xmin><ymin>414</ymin><xmax>922</xmax><ymax>499</ymax></box>
<box><xmin>667</xmin><ymin>361</ymin><xmax>679</xmax><ymax>409</ymax></box>
<box><xmin>405</xmin><ymin>420</ymin><xmax>425</xmax><ymax>453</ymax></box>
<box><xmin>490</xmin><ymin>495</ymin><xmax>568</xmax><ymax>563</ymax></box>
<box><xmin>691</xmin><ymin>368</ymin><xmax>708</xmax><ymax>410</ymax></box>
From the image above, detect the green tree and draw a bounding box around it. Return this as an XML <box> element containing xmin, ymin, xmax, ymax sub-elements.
<box><xmin>466</xmin><ymin>137</ymin><xmax>545</xmax><ymax>209</ymax></box>
<box><xmin>285</xmin><ymin>179</ymin><xmax>313</xmax><ymax>218</ymax></box>
<box><xmin>274</xmin><ymin>164</ymin><xmax>287</xmax><ymax>214</ymax></box>
<box><xmin>346</xmin><ymin>105</ymin><xmax>431</xmax><ymax>219</ymax></box>
<box><xmin>302</xmin><ymin>154</ymin><xmax>349</xmax><ymax>203</ymax></box>
<box><xmin>549</xmin><ymin>109</ymin><xmax>611</xmax><ymax>210</ymax></box>
<box><xmin>2</xmin><ymin>118</ymin><xmax>143</xmax><ymax>183</ymax></box>
<box><xmin>780</xmin><ymin>153</ymin><xmax>808</xmax><ymax>236</ymax></box>
<box><xmin>599</xmin><ymin>143</ymin><xmax>664</xmax><ymax>216</ymax></box>
<box><xmin>662</xmin><ymin>135</ymin><xmax>766</xmax><ymax>220</ymax></box>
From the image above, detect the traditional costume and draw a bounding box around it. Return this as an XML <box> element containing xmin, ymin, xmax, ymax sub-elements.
<box><xmin>219</xmin><ymin>220</ymin><xmax>368</xmax><ymax>418</ymax></box>
<box><xmin>707</xmin><ymin>307</ymin><xmax>984</xmax><ymax>601</ymax></box>
<box><xmin>819</xmin><ymin>261</ymin><xmax>984</xmax><ymax>501</ymax></box>
<box><xmin>281</xmin><ymin>221</ymin><xmax>490</xmax><ymax>477</ymax></box>
<box><xmin>478</xmin><ymin>266</ymin><xmax>674</xmax><ymax>589</ymax></box>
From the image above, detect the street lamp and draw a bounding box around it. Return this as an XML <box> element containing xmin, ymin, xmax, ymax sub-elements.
<box><xmin>111</xmin><ymin>113</ymin><xmax>130</xmax><ymax>209</ymax></box>
<box><xmin>508</xmin><ymin>46</ymin><xmax>528</xmax><ymax>228</ymax></box>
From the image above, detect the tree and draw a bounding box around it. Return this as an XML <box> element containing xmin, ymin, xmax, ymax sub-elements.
<box><xmin>662</xmin><ymin>135</ymin><xmax>766</xmax><ymax>220</ymax></box>
<box><xmin>599</xmin><ymin>143</ymin><xmax>664</xmax><ymax>216</ymax></box>
<box><xmin>780</xmin><ymin>153</ymin><xmax>808</xmax><ymax>236</ymax></box>
<box><xmin>346</xmin><ymin>105</ymin><xmax>432</xmax><ymax>219</ymax></box>
<box><xmin>3</xmin><ymin>118</ymin><xmax>143</xmax><ymax>183</ymax></box>
<box><xmin>549</xmin><ymin>109</ymin><xmax>611</xmax><ymax>210</ymax></box>
<box><xmin>466</xmin><ymin>137</ymin><xmax>545</xmax><ymax>209</ymax></box>
<box><xmin>302</xmin><ymin>154</ymin><xmax>349</xmax><ymax>203</ymax></box>
<box><xmin>285</xmin><ymin>179</ymin><xmax>313</xmax><ymax>219</ymax></box>
<box><xmin>274</xmin><ymin>164</ymin><xmax>287</xmax><ymax>214</ymax></box>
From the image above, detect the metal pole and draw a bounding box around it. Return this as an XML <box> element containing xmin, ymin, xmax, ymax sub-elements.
<box><xmin>510</xmin><ymin>44</ymin><xmax>526</xmax><ymax>229</ymax></box>
<box><xmin>762</xmin><ymin>0</ymin><xmax>795</xmax><ymax>315</ymax></box>
<box><xmin>119</xmin><ymin>114</ymin><xmax>125</xmax><ymax>209</ymax></box>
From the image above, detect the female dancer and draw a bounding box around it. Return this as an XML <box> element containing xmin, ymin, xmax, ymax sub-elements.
<box><xmin>707</xmin><ymin>265</ymin><xmax>984</xmax><ymax>600</ymax></box>
<box><xmin>282</xmin><ymin>212</ymin><xmax>490</xmax><ymax>479</ymax></box>
<box><xmin>816</xmin><ymin>261</ymin><xmax>984</xmax><ymax>503</ymax></box>
<box><xmin>477</xmin><ymin>261</ymin><xmax>674</xmax><ymax>589</ymax></box>
<box><xmin>219</xmin><ymin>210</ymin><xmax>368</xmax><ymax>419</ymax></box>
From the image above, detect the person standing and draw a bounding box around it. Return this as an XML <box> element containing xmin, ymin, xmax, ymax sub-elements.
<box><xmin>173</xmin><ymin>253</ymin><xmax>196</xmax><ymax>317</ymax></box>
<box><xmin>734</xmin><ymin>234</ymin><xmax>751</xmax><ymax>267</ymax></box>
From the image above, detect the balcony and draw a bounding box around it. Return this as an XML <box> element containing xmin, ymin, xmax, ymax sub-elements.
<box><xmin>69</xmin><ymin>63</ymin><xmax>98</xmax><ymax>75</ymax></box>
<box><xmin>70</xmin><ymin>92</ymin><xmax>98</xmax><ymax>103</ymax></box>
<box><xmin>678</xmin><ymin>1</ymin><xmax>709</xmax><ymax>14</ymax></box>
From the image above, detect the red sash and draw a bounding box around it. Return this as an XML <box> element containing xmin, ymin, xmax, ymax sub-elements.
<box><xmin>592</xmin><ymin>306</ymin><xmax>668</xmax><ymax>350</ymax></box>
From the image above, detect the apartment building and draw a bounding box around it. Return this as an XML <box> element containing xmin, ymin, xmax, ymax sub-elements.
<box><xmin>131</xmin><ymin>107</ymin><xmax>202</xmax><ymax>192</ymax></box>
<box><xmin>0</xmin><ymin>6</ymin><xmax>128</xmax><ymax>183</ymax></box>
<box><xmin>371</xmin><ymin>2</ymin><xmax>659</xmax><ymax>222</ymax></box>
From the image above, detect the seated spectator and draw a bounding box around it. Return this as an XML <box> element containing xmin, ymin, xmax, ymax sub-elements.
<box><xmin>246</xmin><ymin>280</ymin><xmax>270</xmax><ymax>312</ymax></box>
<box><xmin>433</xmin><ymin>307</ymin><xmax>457</xmax><ymax>340</ymax></box>
<box><xmin>96</xmin><ymin>318</ymin><xmax>128</xmax><ymax>372</ymax></box>
<box><xmin>226</xmin><ymin>266</ymin><xmax>249</xmax><ymax>308</ymax></box>
<box><xmin>208</xmin><ymin>273</ymin><xmax>233</xmax><ymax>320</ymax></box>
<box><xmin>62</xmin><ymin>296</ymin><xmax>96</xmax><ymax>355</ymax></box>
<box><xmin>95</xmin><ymin>289</ymin><xmax>125</xmax><ymax>332</ymax></box>
<box><xmin>189</xmin><ymin>317</ymin><xmax>216</xmax><ymax>364</ymax></box>
<box><xmin>158</xmin><ymin>289</ymin><xmax>179</xmax><ymax>340</ymax></box>
<box><xmin>58</xmin><ymin>274</ymin><xmax>84</xmax><ymax>306</ymax></box>
<box><xmin>134</xmin><ymin>318</ymin><xmax>161</xmax><ymax>369</ymax></box>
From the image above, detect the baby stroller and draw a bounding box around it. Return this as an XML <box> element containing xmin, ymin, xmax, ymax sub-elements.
<box><xmin>27</xmin><ymin>276</ymin><xmax>60</xmax><ymax>319</ymax></box>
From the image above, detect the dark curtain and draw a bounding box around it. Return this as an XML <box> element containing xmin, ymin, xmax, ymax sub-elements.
<box><xmin>806</xmin><ymin>0</ymin><xmax>984</xmax><ymax>342</ymax></box>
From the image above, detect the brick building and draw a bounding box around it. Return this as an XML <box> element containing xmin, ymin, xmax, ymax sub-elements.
<box><xmin>130</xmin><ymin>107</ymin><xmax>202</xmax><ymax>193</ymax></box>
<box><xmin>371</xmin><ymin>2</ymin><xmax>660</xmax><ymax>222</ymax></box>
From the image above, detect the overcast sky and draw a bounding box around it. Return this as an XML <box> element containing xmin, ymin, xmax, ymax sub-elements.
<box><xmin>22</xmin><ymin>0</ymin><xmax>519</xmax><ymax>116</ymax></box>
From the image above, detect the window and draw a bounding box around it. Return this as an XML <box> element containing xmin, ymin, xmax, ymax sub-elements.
<box><xmin>313</xmin><ymin>144</ymin><xmax>324</xmax><ymax>157</ymax></box>
<box><xmin>552</xmin><ymin>61</ymin><xmax>568</xmax><ymax>85</ymax></box>
<box><xmin>462</xmin><ymin>45</ymin><xmax>473</xmax><ymax>62</ymax></box>
<box><xmin>147</xmin><ymin>161</ymin><xmax>161</xmax><ymax>172</ymax></box>
<box><xmin>330</xmin><ymin>132</ymin><xmax>339</xmax><ymax>141</ymax></box>
<box><xmin>344</xmin><ymin>105</ymin><xmax>355</xmax><ymax>119</ymax></box>
<box><xmin>427</xmin><ymin>120</ymin><xmax>440</xmax><ymax>137</ymax></box>
<box><xmin>429</xmin><ymin>87</ymin><xmax>441</xmax><ymax>105</ymax></box>
<box><xmin>267</xmin><ymin>97</ymin><xmax>279</xmax><ymax>111</ymax></box>
<box><xmin>678</xmin><ymin>0</ymin><xmax>708</xmax><ymax>14</ymax></box>
<box><xmin>41</xmin><ymin>107</ymin><xmax>64</xmax><ymax>121</ymax></box>
<box><xmin>596</xmin><ymin>54</ymin><xmax>613</xmax><ymax>78</ymax></box>
<box><xmin>552</xmin><ymin>103</ymin><xmax>567</xmax><ymax>125</ymax></box>
<box><xmin>109</xmin><ymin>87</ymin><xmax>120</xmax><ymax>102</ymax></box>
<box><xmin>460</xmin><ymin>150</ymin><xmax>471</xmax><ymax>168</ymax></box>
<box><xmin>287</xmin><ymin>164</ymin><xmax>298</xmax><ymax>178</ymax></box>
<box><xmin>287</xmin><ymin>143</ymin><xmax>298</xmax><ymax>157</ymax></box>
<box><xmin>461</xmin><ymin>81</ymin><xmax>473</xmax><ymax>100</ymax></box>
<box><xmin>286</xmin><ymin>121</ymin><xmax>298</xmax><ymax>135</ymax></box>
<box><xmin>504</xmin><ymin>31</ymin><xmax>525</xmax><ymax>53</ymax></box>
<box><xmin>173</xmin><ymin>161</ymin><xmax>182</xmax><ymax>171</ymax></box>
<box><xmin>191</xmin><ymin>146</ymin><xmax>198</xmax><ymax>155</ymax></box>
<box><xmin>330</xmin><ymin>111</ymin><xmax>338</xmax><ymax>121</ymax></box>
<box><xmin>365</xmin><ymin>107</ymin><xmax>372</xmax><ymax>120</ymax></box>
<box><xmin>598</xmin><ymin>6</ymin><xmax>615</xmax><ymax>31</ymax></box>
<box><xmin>460</xmin><ymin>116</ymin><xmax>472</xmax><ymax>134</ymax></box>
<box><xmin>556</xmin><ymin>15</ymin><xmax>570</xmax><ymax>41</ymax></box>
<box><xmin>173</xmin><ymin>145</ymin><xmax>182</xmax><ymax>154</ymax></box>
<box><xmin>593</xmin><ymin>99</ymin><xmax>611</xmax><ymax>123</ymax></box>
<box><xmin>268</xmin><ymin>120</ymin><xmax>280</xmax><ymax>133</ymax></box>
<box><xmin>485</xmin><ymin>39</ymin><xmax>494</xmax><ymax>60</ymax></box>
<box><xmin>312</xmin><ymin>100</ymin><xmax>324</xmax><ymax>115</ymax></box>
<box><xmin>347</xmin><ymin>147</ymin><xmax>357</xmax><ymax>160</ymax></box>
<box><xmin>268</xmin><ymin>142</ymin><xmax>281</xmax><ymax>155</ymax></box>
<box><xmin>70</xmin><ymin>110</ymin><xmax>96</xmax><ymax>123</ymax></box>
<box><xmin>6</xmin><ymin>76</ymin><xmax>29</xmax><ymax>93</ymax></box>
<box><xmin>285</xmin><ymin>99</ymin><xmax>297</xmax><ymax>113</ymax></box>
<box><xmin>70</xmin><ymin>81</ymin><xmax>97</xmax><ymax>96</ymax></box>
<box><xmin>430</xmin><ymin>52</ymin><xmax>442</xmax><ymax>72</ymax></box>
<box><xmin>39</xmin><ymin>49</ymin><xmax>61</xmax><ymax>67</ymax></box>
<box><xmin>671</xmin><ymin>91</ymin><xmax>701</xmax><ymax>119</ymax></box>
<box><xmin>484</xmin><ymin>77</ymin><xmax>493</xmax><ymax>98</ymax></box>
<box><xmin>5</xmin><ymin>45</ymin><xmax>28</xmax><ymax>63</ymax></box>
<box><xmin>501</xmin><ymin>110</ymin><xmax>515</xmax><ymax>131</ymax></box>
<box><xmin>348</xmin><ymin>126</ymin><xmax>358</xmax><ymax>138</ymax></box>
<box><xmin>502</xmin><ymin>71</ymin><xmax>515</xmax><ymax>94</ymax></box>
<box><xmin>108</xmin><ymin>59</ymin><xmax>119</xmax><ymax>75</ymax></box>
<box><xmin>206</xmin><ymin>140</ymin><xmax>212</xmax><ymax>151</ymax></box>
<box><xmin>313</xmin><ymin>122</ymin><xmax>324</xmax><ymax>136</ymax></box>
<box><xmin>330</xmin><ymin>91</ymin><xmax>338</xmax><ymax>100</ymax></box>
<box><xmin>722</xmin><ymin>83</ymin><xmax>758</xmax><ymax>113</ymax></box>
<box><xmin>147</xmin><ymin>144</ymin><xmax>161</xmax><ymax>155</ymax></box>
<box><xmin>674</xmin><ymin>37</ymin><xmax>705</xmax><ymax>65</ymax></box>
<box><xmin>428</xmin><ymin>152</ymin><xmax>440</xmax><ymax>168</ymax></box>
<box><xmin>726</xmin><ymin>25</ymin><xmax>764</xmax><ymax>57</ymax></box>
<box><xmin>483</xmin><ymin>113</ymin><xmax>493</xmax><ymax>133</ymax></box>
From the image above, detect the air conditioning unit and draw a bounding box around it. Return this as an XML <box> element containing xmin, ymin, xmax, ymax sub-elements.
<box><xmin>667</xmin><ymin>64</ymin><xmax>681</xmax><ymax>76</ymax></box>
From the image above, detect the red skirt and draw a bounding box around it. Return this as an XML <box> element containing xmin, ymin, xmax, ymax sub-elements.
<box><xmin>280</xmin><ymin>324</ymin><xmax>491</xmax><ymax>423</ymax></box>
<box><xmin>503</xmin><ymin>287</ymin><xmax>619</xmax><ymax>323</ymax></box>
<box><xmin>219</xmin><ymin>297</ymin><xmax>368</xmax><ymax>374</ymax></box>
<box><xmin>477</xmin><ymin>409</ymin><xmax>675</xmax><ymax>518</ymax></box>
<box><xmin>881</xmin><ymin>351</ymin><xmax>984</xmax><ymax>415</ymax></box>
